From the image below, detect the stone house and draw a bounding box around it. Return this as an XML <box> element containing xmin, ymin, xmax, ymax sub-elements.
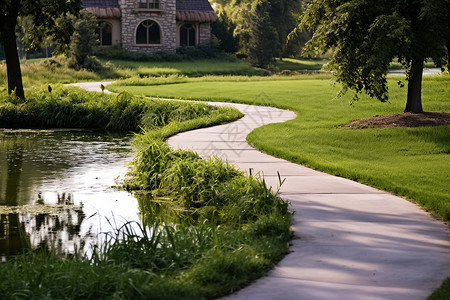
<box><xmin>82</xmin><ymin>0</ymin><xmax>218</xmax><ymax>53</ymax></box>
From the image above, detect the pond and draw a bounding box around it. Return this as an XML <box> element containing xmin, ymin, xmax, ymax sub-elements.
<box><xmin>0</xmin><ymin>129</ymin><xmax>141</xmax><ymax>261</ymax></box>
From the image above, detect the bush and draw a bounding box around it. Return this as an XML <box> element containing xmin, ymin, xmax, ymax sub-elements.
<box><xmin>68</xmin><ymin>11</ymin><xmax>98</xmax><ymax>70</ymax></box>
<box><xmin>93</xmin><ymin>45</ymin><xmax>235</xmax><ymax>62</ymax></box>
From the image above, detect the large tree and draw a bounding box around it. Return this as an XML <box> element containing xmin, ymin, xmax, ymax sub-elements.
<box><xmin>0</xmin><ymin>0</ymin><xmax>81</xmax><ymax>98</ymax></box>
<box><xmin>218</xmin><ymin>0</ymin><xmax>303</xmax><ymax>62</ymax></box>
<box><xmin>299</xmin><ymin>0</ymin><xmax>450</xmax><ymax>113</ymax></box>
<box><xmin>247</xmin><ymin>0</ymin><xmax>278</xmax><ymax>68</ymax></box>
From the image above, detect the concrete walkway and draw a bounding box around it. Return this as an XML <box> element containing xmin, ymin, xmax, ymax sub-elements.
<box><xmin>73</xmin><ymin>82</ymin><xmax>450</xmax><ymax>300</ymax></box>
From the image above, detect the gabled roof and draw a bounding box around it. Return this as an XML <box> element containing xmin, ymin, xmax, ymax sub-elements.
<box><xmin>82</xmin><ymin>0</ymin><xmax>121</xmax><ymax>18</ymax></box>
<box><xmin>176</xmin><ymin>0</ymin><xmax>215</xmax><ymax>12</ymax></box>
<box><xmin>82</xmin><ymin>0</ymin><xmax>119</xmax><ymax>9</ymax></box>
<box><xmin>176</xmin><ymin>0</ymin><xmax>217</xmax><ymax>22</ymax></box>
<box><xmin>81</xmin><ymin>0</ymin><xmax>217</xmax><ymax>22</ymax></box>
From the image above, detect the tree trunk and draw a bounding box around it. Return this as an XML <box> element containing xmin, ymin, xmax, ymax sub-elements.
<box><xmin>404</xmin><ymin>56</ymin><xmax>424</xmax><ymax>113</ymax></box>
<box><xmin>2</xmin><ymin>27</ymin><xmax>24</xmax><ymax>99</ymax></box>
<box><xmin>0</xmin><ymin>0</ymin><xmax>24</xmax><ymax>99</ymax></box>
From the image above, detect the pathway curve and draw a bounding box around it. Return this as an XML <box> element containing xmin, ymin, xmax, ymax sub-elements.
<box><xmin>73</xmin><ymin>82</ymin><xmax>450</xmax><ymax>300</ymax></box>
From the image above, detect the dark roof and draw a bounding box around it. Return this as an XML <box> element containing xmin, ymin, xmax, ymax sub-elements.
<box><xmin>82</xmin><ymin>0</ymin><xmax>216</xmax><ymax>21</ymax></box>
<box><xmin>82</xmin><ymin>0</ymin><xmax>119</xmax><ymax>9</ymax></box>
<box><xmin>176</xmin><ymin>0</ymin><xmax>214</xmax><ymax>12</ymax></box>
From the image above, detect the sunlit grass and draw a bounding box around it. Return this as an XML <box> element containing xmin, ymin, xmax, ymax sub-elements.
<box><xmin>100</xmin><ymin>58</ymin><xmax>263</xmax><ymax>77</ymax></box>
<box><xmin>111</xmin><ymin>74</ymin><xmax>450</xmax><ymax>220</ymax></box>
<box><xmin>275</xmin><ymin>57</ymin><xmax>328</xmax><ymax>71</ymax></box>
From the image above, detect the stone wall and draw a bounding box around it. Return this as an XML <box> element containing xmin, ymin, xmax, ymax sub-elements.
<box><xmin>119</xmin><ymin>0</ymin><xmax>177</xmax><ymax>53</ymax></box>
<box><xmin>198</xmin><ymin>23</ymin><xmax>211</xmax><ymax>46</ymax></box>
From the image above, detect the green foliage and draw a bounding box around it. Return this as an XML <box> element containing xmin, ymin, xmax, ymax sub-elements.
<box><xmin>0</xmin><ymin>0</ymin><xmax>81</xmax><ymax>97</ymax></box>
<box><xmin>218</xmin><ymin>0</ymin><xmax>303</xmax><ymax>58</ymax></box>
<box><xmin>0</xmin><ymin>210</ymin><xmax>290</xmax><ymax>299</ymax></box>
<box><xmin>68</xmin><ymin>11</ymin><xmax>99</xmax><ymax>70</ymax></box>
<box><xmin>298</xmin><ymin>0</ymin><xmax>450</xmax><ymax>107</ymax></box>
<box><xmin>212</xmin><ymin>9</ymin><xmax>238</xmax><ymax>53</ymax></box>
<box><xmin>0</xmin><ymin>87</ymin><xmax>139</xmax><ymax>130</ymax></box>
<box><xmin>247</xmin><ymin>0</ymin><xmax>278</xmax><ymax>68</ymax></box>
<box><xmin>0</xmin><ymin>86</ymin><xmax>240</xmax><ymax>132</ymax></box>
<box><xmin>93</xmin><ymin>44</ymin><xmax>228</xmax><ymax>62</ymax></box>
<box><xmin>126</xmin><ymin>139</ymin><xmax>289</xmax><ymax>224</ymax></box>
<box><xmin>53</xmin><ymin>13</ymin><xmax>76</xmax><ymax>56</ymax></box>
<box><xmin>428</xmin><ymin>277</ymin><xmax>450</xmax><ymax>300</ymax></box>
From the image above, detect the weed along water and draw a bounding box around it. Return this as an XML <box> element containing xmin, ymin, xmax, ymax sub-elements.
<box><xmin>0</xmin><ymin>129</ymin><xmax>141</xmax><ymax>259</ymax></box>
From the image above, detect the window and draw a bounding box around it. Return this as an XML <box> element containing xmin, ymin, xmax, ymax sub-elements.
<box><xmin>96</xmin><ymin>22</ymin><xmax>112</xmax><ymax>46</ymax></box>
<box><xmin>136</xmin><ymin>20</ymin><xmax>161</xmax><ymax>44</ymax></box>
<box><xmin>138</xmin><ymin>0</ymin><xmax>159</xmax><ymax>9</ymax></box>
<box><xmin>180</xmin><ymin>24</ymin><xmax>196</xmax><ymax>47</ymax></box>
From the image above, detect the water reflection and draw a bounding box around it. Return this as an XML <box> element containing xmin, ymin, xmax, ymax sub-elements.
<box><xmin>0</xmin><ymin>129</ymin><xmax>141</xmax><ymax>260</ymax></box>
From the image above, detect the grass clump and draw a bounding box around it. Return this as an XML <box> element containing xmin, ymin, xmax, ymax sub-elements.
<box><xmin>428</xmin><ymin>277</ymin><xmax>450</xmax><ymax>300</ymax></box>
<box><xmin>0</xmin><ymin>85</ymin><xmax>239</xmax><ymax>132</ymax></box>
<box><xmin>125</xmin><ymin>138</ymin><xmax>289</xmax><ymax>225</ymax></box>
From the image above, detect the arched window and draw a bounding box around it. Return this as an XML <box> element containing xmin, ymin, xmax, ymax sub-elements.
<box><xmin>180</xmin><ymin>24</ymin><xmax>196</xmax><ymax>47</ymax></box>
<box><xmin>136</xmin><ymin>20</ymin><xmax>161</xmax><ymax>44</ymax></box>
<box><xmin>138</xmin><ymin>0</ymin><xmax>159</xmax><ymax>9</ymax></box>
<box><xmin>97</xmin><ymin>22</ymin><xmax>112</xmax><ymax>46</ymax></box>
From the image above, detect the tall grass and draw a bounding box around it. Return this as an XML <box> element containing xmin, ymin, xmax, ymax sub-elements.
<box><xmin>0</xmin><ymin>211</ymin><xmax>290</xmax><ymax>299</ymax></box>
<box><xmin>0</xmin><ymin>85</ymin><xmax>240</xmax><ymax>132</ymax></box>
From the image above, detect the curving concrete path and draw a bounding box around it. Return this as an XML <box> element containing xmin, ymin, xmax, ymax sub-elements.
<box><xmin>73</xmin><ymin>82</ymin><xmax>450</xmax><ymax>300</ymax></box>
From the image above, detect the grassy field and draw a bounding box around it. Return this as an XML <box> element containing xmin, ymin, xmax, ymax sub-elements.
<box><xmin>109</xmin><ymin>74</ymin><xmax>450</xmax><ymax>221</ymax></box>
<box><xmin>0</xmin><ymin>56</ymin><xmax>263</xmax><ymax>91</ymax></box>
<box><xmin>0</xmin><ymin>57</ymin><xmax>332</xmax><ymax>92</ymax></box>
<box><xmin>100</xmin><ymin>58</ymin><xmax>263</xmax><ymax>77</ymax></box>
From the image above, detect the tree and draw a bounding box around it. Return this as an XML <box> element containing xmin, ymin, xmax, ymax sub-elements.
<box><xmin>0</xmin><ymin>0</ymin><xmax>81</xmax><ymax>98</ymax></box>
<box><xmin>267</xmin><ymin>0</ymin><xmax>302</xmax><ymax>57</ymax></box>
<box><xmin>299</xmin><ymin>0</ymin><xmax>450</xmax><ymax>113</ymax></box>
<box><xmin>212</xmin><ymin>8</ymin><xmax>238</xmax><ymax>53</ymax></box>
<box><xmin>220</xmin><ymin>0</ymin><xmax>303</xmax><ymax>59</ymax></box>
<box><xmin>68</xmin><ymin>10</ymin><xmax>97</xmax><ymax>69</ymax></box>
<box><xmin>247</xmin><ymin>0</ymin><xmax>278</xmax><ymax>68</ymax></box>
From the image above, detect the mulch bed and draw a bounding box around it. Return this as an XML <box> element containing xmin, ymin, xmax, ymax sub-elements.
<box><xmin>343</xmin><ymin>112</ymin><xmax>450</xmax><ymax>129</ymax></box>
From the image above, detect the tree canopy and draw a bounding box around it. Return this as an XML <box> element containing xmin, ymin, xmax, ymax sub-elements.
<box><xmin>212</xmin><ymin>0</ymin><xmax>304</xmax><ymax>66</ymax></box>
<box><xmin>299</xmin><ymin>0</ymin><xmax>450</xmax><ymax>113</ymax></box>
<box><xmin>0</xmin><ymin>0</ymin><xmax>81</xmax><ymax>98</ymax></box>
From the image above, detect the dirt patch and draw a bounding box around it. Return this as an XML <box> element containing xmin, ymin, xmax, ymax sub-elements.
<box><xmin>343</xmin><ymin>112</ymin><xmax>450</xmax><ymax>129</ymax></box>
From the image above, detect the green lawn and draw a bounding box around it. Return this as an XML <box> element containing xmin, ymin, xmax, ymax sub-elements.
<box><xmin>100</xmin><ymin>58</ymin><xmax>263</xmax><ymax>77</ymax></box>
<box><xmin>0</xmin><ymin>57</ymin><xmax>263</xmax><ymax>91</ymax></box>
<box><xmin>109</xmin><ymin>74</ymin><xmax>450</xmax><ymax>221</ymax></box>
<box><xmin>275</xmin><ymin>57</ymin><xmax>328</xmax><ymax>71</ymax></box>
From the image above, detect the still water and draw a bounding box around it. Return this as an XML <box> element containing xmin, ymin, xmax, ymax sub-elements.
<box><xmin>0</xmin><ymin>129</ymin><xmax>141</xmax><ymax>260</ymax></box>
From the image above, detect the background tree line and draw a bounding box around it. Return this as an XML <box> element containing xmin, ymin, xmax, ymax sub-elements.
<box><xmin>212</xmin><ymin>0</ymin><xmax>311</xmax><ymax>68</ymax></box>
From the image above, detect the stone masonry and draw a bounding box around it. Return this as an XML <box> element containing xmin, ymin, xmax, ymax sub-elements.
<box><xmin>119</xmin><ymin>0</ymin><xmax>177</xmax><ymax>53</ymax></box>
